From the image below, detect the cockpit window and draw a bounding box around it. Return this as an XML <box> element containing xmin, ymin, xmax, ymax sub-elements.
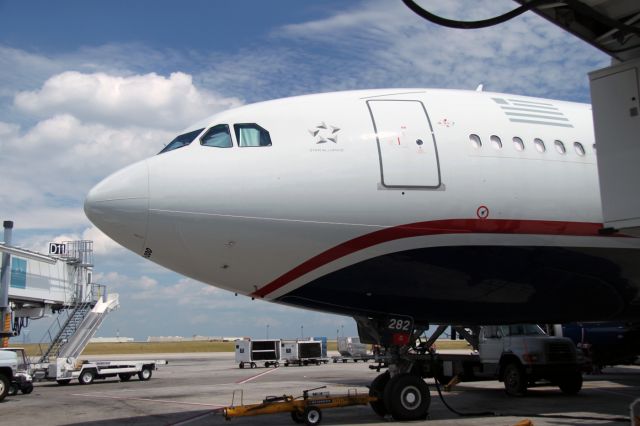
<box><xmin>200</xmin><ymin>124</ymin><xmax>232</xmax><ymax>148</ymax></box>
<box><xmin>159</xmin><ymin>128</ymin><xmax>204</xmax><ymax>154</ymax></box>
<box><xmin>234</xmin><ymin>123</ymin><xmax>272</xmax><ymax>147</ymax></box>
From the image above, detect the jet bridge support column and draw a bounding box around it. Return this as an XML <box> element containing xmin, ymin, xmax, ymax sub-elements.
<box><xmin>0</xmin><ymin>221</ymin><xmax>14</xmax><ymax>347</ymax></box>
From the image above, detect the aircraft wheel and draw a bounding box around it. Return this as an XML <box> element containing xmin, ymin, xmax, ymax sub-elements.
<box><xmin>303</xmin><ymin>406</ymin><xmax>322</xmax><ymax>425</ymax></box>
<box><xmin>503</xmin><ymin>363</ymin><xmax>527</xmax><ymax>396</ymax></box>
<box><xmin>383</xmin><ymin>374</ymin><xmax>430</xmax><ymax>421</ymax></box>
<box><xmin>558</xmin><ymin>371</ymin><xmax>583</xmax><ymax>395</ymax></box>
<box><xmin>369</xmin><ymin>371</ymin><xmax>390</xmax><ymax>417</ymax></box>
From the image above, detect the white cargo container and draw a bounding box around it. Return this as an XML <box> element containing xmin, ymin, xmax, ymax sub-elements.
<box><xmin>235</xmin><ymin>339</ymin><xmax>280</xmax><ymax>368</ymax></box>
<box><xmin>280</xmin><ymin>340</ymin><xmax>324</xmax><ymax>366</ymax></box>
<box><xmin>332</xmin><ymin>337</ymin><xmax>374</xmax><ymax>363</ymax></box>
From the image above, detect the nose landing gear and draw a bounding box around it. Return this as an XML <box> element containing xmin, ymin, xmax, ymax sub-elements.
<box><xmin>357</xmin><ymin>315</ymin><xmax>433</xmax><ymax>421</ymax></box>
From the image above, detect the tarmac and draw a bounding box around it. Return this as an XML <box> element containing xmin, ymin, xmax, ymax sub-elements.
<box><xmin>1</xmin><ymin>352</ymin><xmax>638</xmax><ymax>426</ymax></box>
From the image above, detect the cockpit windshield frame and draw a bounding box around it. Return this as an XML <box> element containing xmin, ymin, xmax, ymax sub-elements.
<box><xmin>158</xmin><ymin>128</ymin><xmax>205</xmax><ymax>154</ymax></box>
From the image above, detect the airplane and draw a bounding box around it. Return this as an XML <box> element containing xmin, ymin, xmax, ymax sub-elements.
<box><xmin>84</xmin><ymin>88</ymin><xmax>640</xmax><ymax>420</ymax></box>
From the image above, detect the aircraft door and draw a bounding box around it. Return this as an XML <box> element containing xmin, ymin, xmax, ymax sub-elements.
<box><xmin>367</xmin><ymin>100</ymin><xmax>441</xmax><ymax>188</ymax></box>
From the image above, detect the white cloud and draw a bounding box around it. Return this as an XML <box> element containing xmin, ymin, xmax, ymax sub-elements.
<box><xmin>14</xmin><ymin>71</ymin><xmax>242</xmax><ymax>129</ymax></box>
<box><xmin>277</xmin><ymin>0</ymin><xmax>608</xmax><ymax>100</ymax></box>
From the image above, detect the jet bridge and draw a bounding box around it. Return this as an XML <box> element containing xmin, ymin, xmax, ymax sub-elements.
<box><xmin>0</xmin><ymin>221</ymin><xmax>118</xmax><ymax>361</ymax></box>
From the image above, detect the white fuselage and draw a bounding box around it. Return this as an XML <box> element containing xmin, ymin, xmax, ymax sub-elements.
<box><xmin>85</xmin><ymin>89</ymin><xmax>640</xmax><ymax>325</ymax></box>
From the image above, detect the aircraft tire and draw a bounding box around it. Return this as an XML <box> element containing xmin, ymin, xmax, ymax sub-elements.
<box><xmin>369</xmin><ymin>371</ymin><xmax>390</xmax><ymax>417</ymax></box>
<box><xmin>383</xmin><ymin>373</ymin><xmax>430</xmax><ymax>421</ymax></box>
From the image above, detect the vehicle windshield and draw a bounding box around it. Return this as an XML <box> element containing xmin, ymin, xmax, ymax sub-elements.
<box><xmin>500</xmin><ymin>324</ymin><xmax>545</xmax><ymax>337</ymax></box>
<box><xmin>158</xmin><ymin>128</ymin><xmax>204</xmax><ymax>154</ymax></box>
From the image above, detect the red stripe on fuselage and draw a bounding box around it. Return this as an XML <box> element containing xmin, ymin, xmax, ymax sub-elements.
<box><xmin>251</xmin><ymin>219</ymin><xmax>604</xmax><ymax>298</ymax></box>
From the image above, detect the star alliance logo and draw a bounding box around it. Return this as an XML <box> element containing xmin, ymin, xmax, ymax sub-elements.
<box><xmin>309</xmin><ymin>121</ymin><xmax>340</xmax><ymax>144</ymax></box>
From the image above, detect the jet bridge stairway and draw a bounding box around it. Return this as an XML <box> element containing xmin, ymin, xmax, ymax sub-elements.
<box><xmin>38</xmin><ymin>286</ymin><xmax>119</xmax><ymax>363</ymax></box>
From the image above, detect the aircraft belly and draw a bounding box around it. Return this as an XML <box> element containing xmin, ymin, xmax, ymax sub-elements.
<box><xmin>278</xmin><ymin>245</ymin><xmax>640</xmax><ymax>325</ymax></box>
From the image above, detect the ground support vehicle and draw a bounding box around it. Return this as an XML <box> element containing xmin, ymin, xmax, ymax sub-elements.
<box><xmin>281</xmin><ymin>340</ymin><xmax>325</xmax><ymax>366</ymax></box>
<box><xmin>32</xmin><ymin>357</ymin><xmax>166</xmax><ymax>385</ymax></box>
<box><xmin>356</xmin><ymin>317</ymin><xmax>586</xmax><ymax>421</ymax></box>
<box><xmin>435</xmin><ymin>324</ymin><xmax>584</xmax><ymax>396</ymax></box>
<box><xmin>220</xmin><ymin>386</ymin><xmax>376</xmax><ymax>425</ymax></box>
<box><xmin>0</xmin><ymin>348</ymin><xmax>33</xmax><ymax>395</ymax></box>
<box><xmin>236</xmin><ymin>339</ymin><xmax>281</xmax><ymax>368</ymax></box>
<box><xmin>331</xmin><ymin>355</ymin><xmax>374</xmax><ymax>363</ymax></box>
<box><xmin>0</xmin><ymin>350</ymin><xmax>17</xmax><ymax>401</ymax></box>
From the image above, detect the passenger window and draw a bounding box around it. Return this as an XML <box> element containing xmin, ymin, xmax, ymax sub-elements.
<box><xmin>490</xmin><ymin>135</ymin><xmax>502</xmax><ymax>150</ymax></box>
<box><xmin>554</xmin><ymin>140</ymin><xmax>566</xmax><ymax>154</ymax></box>
<box><xmin>469</xmin><ymin>134</ymin><xmax>481</xmax><ymax>149</ymax></box>
<box><xmin>534</xmin><ymin>138</ymin><xmax>546</xmax><ymax>153</ymax></box>
<box><xmin>234</xmin><ymin>123</ymin><xmax>272</xmax><ymax>147</ymax></box>
<box><xmin>512</xmin><ymin>137</ymin><xmax>524</xmax><ymax>152</ymax></box>
<box><xmin>158</xmin><ymin>128</ymin><xmax>204</xmax><ymax>154</ymax></box>
<box><xmin>200</xmin><ymin>124</ymin><xmax>232</xmax><ymax>148</ymax></box>
<box><xmin>574</xmin><ymin>142</ymin><xmax>585</xmax><ymax>156</ymax></box>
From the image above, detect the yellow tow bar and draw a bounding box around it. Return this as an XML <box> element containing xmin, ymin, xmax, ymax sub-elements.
<box><xmin>221</xmin><ymin>386</ymin><xmax>376</xmax><ymax>425</ymax></box>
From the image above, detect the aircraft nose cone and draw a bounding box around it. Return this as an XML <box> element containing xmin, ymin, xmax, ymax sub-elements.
<box><xmin>84</xmin><ymin>160</ymin><xmax>149</xmax><ymax>254</ymax></box>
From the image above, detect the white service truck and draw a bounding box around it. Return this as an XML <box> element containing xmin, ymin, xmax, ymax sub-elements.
<box><xmin>438</xmin><ymin>324</ymin><xmax>583</xmax><ymax>396</ymax></box>
<box><xmin>0</xmin><ymin>350</ymin><xmax>17</xmax><ymax>401</ymax></box>
<box><xmin>33</xmin><ymin>357</ymin><xmax>166</xmax><ymax>385</ymax></box>
<box><xmin>0</xmin><ymin>348</ymin><xmax>33</xmax><ymax>395</ymax></box>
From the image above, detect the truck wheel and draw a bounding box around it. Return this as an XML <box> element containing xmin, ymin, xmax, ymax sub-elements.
<box><xmin>119</xmin><ymin>373</ymin><xmax>132</xmax><ymax>382</ymax></box>
<box><xmin>558</xmin><ymin>372</ymin><xmax>583</xmax><ymax>395</ymax></box>
<box><xmin>303</xmin><ymin>406</ymin><xmax>322</xmax><ymax>425</ymax></box>
<box><xmin>369</xmin><ymin>371</ymin><xmax>390</xmax><ymax>417</ymax></box>
<box><xmin>56</xmin><ymin>379</ymin><xmax>71</xmax><ymax>386</ymax></box>
<box><xmin>291</xmin><ymin>410</ymin><xmax>304</xmax><ymax>424</ymax></box>
<box><xmin>274</xmin><ymin>362</ymin><xmax>280</xmax><ymax>368</ymax></box>
<box><xmin>138</xmin><ymin>367</ymin><xmax>153</xmax><ymax>381</ymax></box>
<box><xmin>0</xmin><ymin>373</ymin><xmax>9</xmax><ymax>401</ymax></box>
<box><xmin>79</xmin><ymin>370</ymin><xmax>95</xmax><ymax>385</ymax></box>
<box><xmin>21</xmin><ymin>383</ymin><xmax>34</xmax><ymax>394</ymax></box>
<box><xmin>239</xmin><ymin>362</ymin><xmax>244</xmax><ymax>369</ymax></box>
<box><xmin>7</xmin><ymin>383</ymin><xmax>17</xmax><ymax>396</ymax></box>
<box><xmin>383</xmin><ymin>374</ymin><xmax>430</xmax><ymax>421</ymax></box>
<box><xmin>503</xmin><ymin>363</ymin><xmax>527</xmax><ymax>396</ymax></box>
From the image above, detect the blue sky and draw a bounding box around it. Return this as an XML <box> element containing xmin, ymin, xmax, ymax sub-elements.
<box><xmin>2</xmin><ymin>1</ymin><xmax>609</xmax><ymax>342</ymax></box>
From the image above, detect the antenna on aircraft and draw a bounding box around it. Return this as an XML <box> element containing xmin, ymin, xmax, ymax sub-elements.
<box><xmin>475</xmin><ymin>84</ymin><xmax>484</xmax><ymax>92</ymax></box>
